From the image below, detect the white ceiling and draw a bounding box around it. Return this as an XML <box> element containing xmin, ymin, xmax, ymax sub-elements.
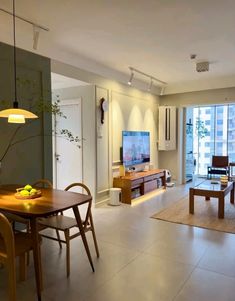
<box><xmin>1</xmin><ymin>0</ymin><xmax>235</xmax><ymax>94</ymax></box>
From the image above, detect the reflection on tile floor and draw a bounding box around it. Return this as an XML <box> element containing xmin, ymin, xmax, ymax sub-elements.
<box><xmin>1</xmin><ymin>181</ymin><xmax>235</xmax><ymax>300</ymax></box>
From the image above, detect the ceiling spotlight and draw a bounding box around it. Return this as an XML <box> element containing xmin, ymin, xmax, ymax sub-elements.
<box><xmin>33</xmin><ymin>25</ymin><xmax>41</xmax><ymax>50</ymax></box>
<box><xmin>128</xmin><ymin>71</ymin><xmax>134</xmax><ymax>86</ymax></box>
<box><xmin>160</xmin><ymin>86</ymin><xmax>165</xmax><ymax>96</ymax></box>
<box><xmin>126</xmin><ymin>66</ymin><xmax>167</xmax><ymax>90</ymax></box>
<box><xmin>148</xmin><ymin>78</ymin><xmax>153</xmax><ymax>91</ymax></box>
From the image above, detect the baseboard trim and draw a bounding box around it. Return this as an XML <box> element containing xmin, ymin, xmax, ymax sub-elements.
<box><xmin>95</xmin><ymin>198</ymin><xmax>109</xmax><ymax>207</ymax></box>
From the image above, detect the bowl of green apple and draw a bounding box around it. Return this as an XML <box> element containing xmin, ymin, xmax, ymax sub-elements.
<box><xmin>15</xmin><ymin>184</ymin><xmax>42</xmax><ymax>199</ymax></box>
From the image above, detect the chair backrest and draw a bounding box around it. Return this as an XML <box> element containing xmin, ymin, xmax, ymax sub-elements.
<box><xmin>64</xmin><ymin>183</ymin><xmax>92</xmax><ymax>228</ymax></box>
<box><xmin>212</xmin><ymin>155</ymin><xmax>229</xmax><ymax>167</ymax></box>
<box><xmin>33</xmin><ymin>179</ymin><xmax>53</xmax><ymax>188</ymax></box>
<box><xmin>64</xmin><ymin>182</ymin><xmax>91</xmax><ymax>195</ymax></box>
<box><xmin>0</xmin><ymin>213</ymin><xmax>15</xmax><ymax>262</ymax></box>
<box><xmin>0</xmin><ymin>213</ymin><xmax>16</xmax><ymax>301</ymax></box>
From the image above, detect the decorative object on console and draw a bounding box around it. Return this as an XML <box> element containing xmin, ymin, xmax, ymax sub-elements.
<box><xmin>119</xmin><ymin>165</ymin><xmax>126</xmax><ymax>177</ymax></box>
<box><xmin>144</xmin><ymin>165</ymin><xmax>149</xmax><ymax>171</ymax></box>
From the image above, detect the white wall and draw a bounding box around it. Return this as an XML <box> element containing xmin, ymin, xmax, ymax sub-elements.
<box><xmin>111</xmin><ymin>91</ymin><xmax>158</xmax><ymax>168</ymax></box>
<box><xmin>96</xmin><ymin>86</ymin><xmax>110</xmax><ymax>203</ymax></box>
<box><xmin>51</xmin><ymin>60</ymin><xmax>160</xmax><ymax>204</ymax></box>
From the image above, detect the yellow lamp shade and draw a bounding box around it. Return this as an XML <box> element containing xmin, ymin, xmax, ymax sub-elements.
<box><xmin>0</xmin><ymin>108</ymin><xmax>38</xmax><ymax>124</ymax></box>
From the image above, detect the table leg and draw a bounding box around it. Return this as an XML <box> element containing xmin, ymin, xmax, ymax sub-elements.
<box><xmin>218</xmin><ymin>195</ymin><xmax>224</xmax><ymax>219</ymax></box>
<box><xmin>30</xmin><ymin>218</ymin><xmax>43</xmax><ymax>301</ymax></box>
<box><xmin>73</xmin><ymin>206</ymin><xmax>95</xmax><ymax>272</ymax></box>
<box><xmin>189</xmin><ymin>188</ymin><xmax>194</xmax><ymax>214</ymax></box>
<box><xmin>230</xmin><ymin>183</ymin><xmax>234</xmax><ymax>204</ymax></box>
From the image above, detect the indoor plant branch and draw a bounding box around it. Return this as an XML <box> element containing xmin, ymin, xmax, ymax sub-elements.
<box><xmin>0</xmin><ymin>97</ymin><xmax>81</xmax><ymax>163</ymax></box>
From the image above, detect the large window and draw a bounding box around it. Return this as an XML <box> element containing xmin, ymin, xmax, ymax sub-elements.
<box><xmin>193</xmin><ymin>104</ymin><xmax>234</xmax><ymax>176</ymax></box>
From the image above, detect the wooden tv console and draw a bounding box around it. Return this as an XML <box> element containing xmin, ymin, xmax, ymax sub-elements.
<box><xmin>113</xmin><ymin>169</ymin><xmax>166</xmax><ymax>204</ymax></box>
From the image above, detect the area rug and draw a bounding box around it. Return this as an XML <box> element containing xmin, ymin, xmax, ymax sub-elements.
<box><xmin>151</xmin><ymin>196</ymin><xmax>235</xmax><ymax>234</ymax></box>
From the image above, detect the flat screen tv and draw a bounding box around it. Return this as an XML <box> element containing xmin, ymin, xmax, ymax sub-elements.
<box><xmin>122</xmin><ymin>131</ymin><xmax>150</xmax><ymax>167</ymax></box>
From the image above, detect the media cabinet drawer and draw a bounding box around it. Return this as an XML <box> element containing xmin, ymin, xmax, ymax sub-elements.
<box><xmin>144</xmin><ymin>174</ymin><xmax>158</xmax><ymax>182</ymax></box>
<box><xmin>158</xmin><ymin>172</ymin><xmax>165</xmax><ymax>178</ymax></box>
<box><xmin>131</xmin><ymin>178</ymin><xmax>143</xmax><ymax>188</ymax></box>
<box><xmin>143</xmin><ymin>179</ymin><xmax>158</xmax><ymax>193</ymax></box>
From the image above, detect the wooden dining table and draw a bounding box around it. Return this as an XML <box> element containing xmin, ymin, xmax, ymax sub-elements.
<box><xmin>0</xmin><ymin>184</ymin><xmax>94</xmax><ymax>301</ymax></box>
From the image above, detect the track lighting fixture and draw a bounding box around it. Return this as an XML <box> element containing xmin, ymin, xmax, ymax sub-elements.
<box><xmin>33</xmin><ymin>25</ymin><xmax>41</xmax><ymax>50</ymax></box>
<box><xmin>0</xmin><ymin>6</ymin><xmax>49</xmax><ymax>51</ymax></box>
<box><xmin>160</xmin><ymin>87</ymin><xmax>165</xmax><ymax>96</ymax></box>
<box><xmin>128</xmin><ymin>70</ymin><xmax>134</xmax><ymax>86</ymax></box>
<box><xmin>148</xmin><ymin>78</ymin><xmax>153</xmax><ymax>92</ymax></box>
<box><xmin>127</xmin><ymin>66</ymin><xmax>167</xmax><ymax>93</ymax></box>
<box><xmin>0</xmin><ymin>0</ymin><xmax>38</xmax><ymax>123</ymax></box>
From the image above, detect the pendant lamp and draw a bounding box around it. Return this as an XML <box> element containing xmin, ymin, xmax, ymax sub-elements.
<box><xmin>0</xmin><ymin>0</ymin><xmax>38</xmax><ymax>123</ymax></box>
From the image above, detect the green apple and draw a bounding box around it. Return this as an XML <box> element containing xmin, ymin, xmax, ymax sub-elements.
<box><xmin>20</xmin><ymin>189</ymin><xmax>30</xmax><ymax>196</ymax></box>
<box><xmin>30</xmin><ymin>188</ymin><xmax>37</xmax><ymax>195</ymax></box>
<box><xmin>24</xmin><ymin>184</ymin><xmax>32</xmax><ymax>192</ymax></box>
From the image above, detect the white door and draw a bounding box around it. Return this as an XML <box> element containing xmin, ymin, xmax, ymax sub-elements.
<box><xmin>54</xmin><ymin>98</ymin><xmax>83</xmax><ymax>191</ymax></box>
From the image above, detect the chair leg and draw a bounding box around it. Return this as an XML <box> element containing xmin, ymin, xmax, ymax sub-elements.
<box><xmin>89</xmin><ymin>214</ymin><xmax>99</xmax><ymax>258</ymax></box>
<box><xmin>56</xmin><ymin>230</ymin><xmax>62</xmax><ymax>249</ymax></box>
<box><xmin>73</xmin><ymin>206</ymin><xmax>95</xmax><ymax>272</ymax></box>
<box><xmin>19</xmin><ymin>253</ymin><xmax>27</xmax><ymax>282</ymax></box>
<box><xmin>6</xmin><ymin>258</ymin><xmax>16</xmax><ymax>301</ymax></box>
<box><xmin>64</xmin><ymin>229</ymin><xmax>70</xmax><ymax>277</ymax></box>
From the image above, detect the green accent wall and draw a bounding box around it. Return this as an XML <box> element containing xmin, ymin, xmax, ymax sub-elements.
<box><xmin>0</xmin><ymin>42</ymin><xmax>52</xmax><ymax>184</ymax></box>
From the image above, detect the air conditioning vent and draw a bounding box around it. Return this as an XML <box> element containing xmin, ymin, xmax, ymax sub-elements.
<box><xmin>158</xmin><ymin>106</ymin><xmax>176</xmax><ymax>151</ymax></box>
<box><xmin>196</xmin><ymin>61</ymin><xmax>209</xmax><ymax>72</ymax></box>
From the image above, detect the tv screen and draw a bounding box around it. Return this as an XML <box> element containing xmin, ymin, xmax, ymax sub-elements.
<box><xmin>122</xmin><ymin>131</ymin><xmax>150</xmax><ymax>167</ymax></box>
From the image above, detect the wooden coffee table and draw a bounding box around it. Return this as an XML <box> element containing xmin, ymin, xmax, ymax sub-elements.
<box><xmin>189</xmin><ymin>180</ymin><xmax>235</xmax><ymax>219</ymax></box>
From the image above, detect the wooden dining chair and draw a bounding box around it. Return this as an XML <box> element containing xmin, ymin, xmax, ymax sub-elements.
<box><xmin>33</xmin><ymin>179</ymin><xmax>62</xmax><ymax>247</ymax></box>
<box><xmin>9</xmin><ymin>179</ymin><xmax>54</xmax><ymax>266</ymax></box>
<box><xmin>38</xmin><ymin>182</ymin><xmax>99</xmax><ymax>277</ymax></box>
<box><xmin>33</xmin><ymin>179</ymin><xmax>53</xmax><ymax>189</ymax></box>
<box><xmin>0</xmin><ymin>213</ymin><xmax>36</xmax><ymax>301</ymax></box>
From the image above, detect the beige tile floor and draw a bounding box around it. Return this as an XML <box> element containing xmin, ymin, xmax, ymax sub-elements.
<box><xmin>1</xmin><ymin>181</ymin><xmax>235</xmax><ymax>300</ymax></box>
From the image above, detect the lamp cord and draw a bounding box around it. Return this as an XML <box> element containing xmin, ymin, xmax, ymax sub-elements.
<box><xmin>13</xmin><ymin>0</ymin><xmax>18</xmax><ymax>108</ymax></box>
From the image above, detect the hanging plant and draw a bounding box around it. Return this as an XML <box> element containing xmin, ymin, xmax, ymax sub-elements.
<box><xmin>0</xmin><ymin>94</ymin><xmax>81</xmax><ymax>163</ymax></box>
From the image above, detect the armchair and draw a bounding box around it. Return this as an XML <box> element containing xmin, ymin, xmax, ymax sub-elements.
<box><xmin>207</xmin><ymin>155</ymin><xmax>229</xmax><ymax>179</ymax></box>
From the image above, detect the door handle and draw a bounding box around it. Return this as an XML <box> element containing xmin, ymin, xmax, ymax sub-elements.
<box><xmin>55</xmin><ymin>154</ymin><xmax>60</xmax><ymax>161</ymax></box>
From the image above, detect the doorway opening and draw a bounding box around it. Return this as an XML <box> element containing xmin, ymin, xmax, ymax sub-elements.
<box><xmin>51</xmin><ymin>72</ymin><xmax>91</xmax><ymax>191</ymax></box>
